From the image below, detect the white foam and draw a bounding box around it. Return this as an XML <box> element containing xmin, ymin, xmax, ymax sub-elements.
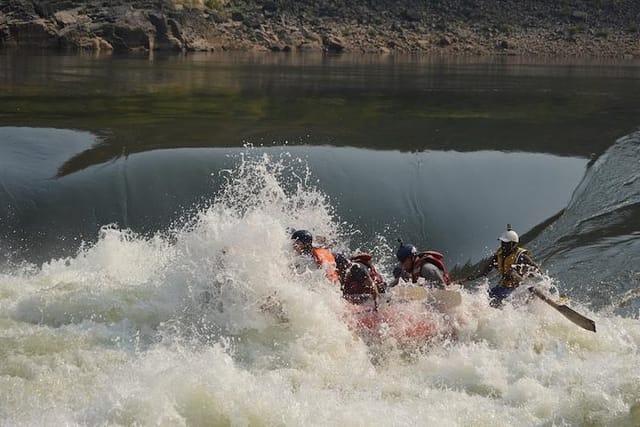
<box><xmin>1</xmin><ymin>153</ymin><xmax>639</xmax><ymax>426</ymax></box>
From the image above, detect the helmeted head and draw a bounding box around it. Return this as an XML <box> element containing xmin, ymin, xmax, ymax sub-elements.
<box><xmin>347</xmin><ymin>262</ymin><xmax>369</xmax><ymax>283</ymax></box>
<box><xmin>291</xmin><ymin>229</ymin><xmax>313</xmax><ymax>254</ymax></box>
<box><xmin>396</xmin><ymin>240</ymin><xmax>417</xmax><ymax>263</ymax></box>
<box><xmin>498</xmin><ymin>224</ymin><xmax>519</xmax><ymax>253</ymax></box>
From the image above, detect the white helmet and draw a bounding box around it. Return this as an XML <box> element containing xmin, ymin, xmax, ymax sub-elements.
<box><xmin>498</xmin><ymin>224</ymin><xmax>519</xmax><ymax>243</ymax></box>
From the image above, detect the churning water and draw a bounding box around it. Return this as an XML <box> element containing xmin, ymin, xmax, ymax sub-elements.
<box><xmin>1</xmin><ymin>53</ymin><xmax>639</xmax><ymax>426</ymax></box>
<box><xmin>1</xmin><ymin>141</ymin><xmax>639</xmax><ymax>426</ymax></box>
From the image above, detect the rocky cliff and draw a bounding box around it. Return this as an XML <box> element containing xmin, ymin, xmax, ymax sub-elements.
<box><xmin>1</xmin><ymin>0</ymin><xmax>639</xmax><ymax>57</ymax></box>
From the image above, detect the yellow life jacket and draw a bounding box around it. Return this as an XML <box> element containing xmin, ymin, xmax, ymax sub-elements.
<box><xmin>496</xmin><ymin>247</ymin><xmax>528</xmax><ymax>288</ymax></box>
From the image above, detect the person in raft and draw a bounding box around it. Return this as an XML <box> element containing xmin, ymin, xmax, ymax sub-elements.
<box><xmin>469</xmin><ymin>224</ymin><xmax>541</xmax><ymax>307</ymax></box>
<box><xmin>392</xmin><ymin>239</ymin><xmax>451</xmax><ymax>289</ymax></box>
<box><xmin>334</xmin><ymin>252</ymin><xmax>387</xmax><ymax>308</ymax></box>
<box><xmin>290</xmin><ymin>229</ymin><xmax>339</xmax><ymax>283</ymax></box>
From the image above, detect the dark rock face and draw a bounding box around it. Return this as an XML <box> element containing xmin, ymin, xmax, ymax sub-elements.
<box><xmin>1</xmin><ymin>0</ymin><xmax>639</xmax><ymax>57</ymax></box>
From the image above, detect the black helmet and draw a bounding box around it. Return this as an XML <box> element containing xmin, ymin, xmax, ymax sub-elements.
<box><xmin>291</xmin><ymin>229</ymin><xmax>313</xmax><ymax>245</ymax></box>
<box><xmin>396</xmin><ymin>244</ymin><xmax>417</xmax><ymax>262</ymax></box>
<box><xmin>348</xmin><ymin>262</ymin><xmax>369</xmax><ymax>282</ymax></box>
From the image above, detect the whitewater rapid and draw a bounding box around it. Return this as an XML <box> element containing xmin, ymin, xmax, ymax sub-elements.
<box><xmin>1</xmin><ymin>152</ymin><xmax>639</xmax><ymax>426</ymax></box>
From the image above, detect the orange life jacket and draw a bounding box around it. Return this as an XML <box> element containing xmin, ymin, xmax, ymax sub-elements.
<box><xmin>410</xmin><ymin>251</ymin><xmax>451</xmax><ymax>285</ymax></box>
<box><xmin>311</xmin><ymin>247</ymin><xmax>339</xmax><ymax>282</ymax></box>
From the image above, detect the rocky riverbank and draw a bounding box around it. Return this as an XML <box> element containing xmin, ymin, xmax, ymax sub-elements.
<box><xmin>1</xmin><ymin>0</ymin><xmax>639</xmax><ymax>57</ymax></box>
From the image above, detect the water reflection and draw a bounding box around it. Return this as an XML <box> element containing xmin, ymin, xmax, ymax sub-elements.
<box><xmin>1</xmin><ymin>52</ymin><xmax>639</xmax><ymax>167</ymax></box>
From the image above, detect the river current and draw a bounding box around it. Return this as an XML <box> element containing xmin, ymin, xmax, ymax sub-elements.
<box><xmin>0</xmin><ymin>52</ymin><xmax>639</xmax><ymax>426</ymax></box>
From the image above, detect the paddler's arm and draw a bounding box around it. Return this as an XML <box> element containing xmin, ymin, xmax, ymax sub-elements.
<box><xmin>388</xmin><ymin>265</ymin><xmax>409</xmax><ymax>288</ymax></box>
<box><xmin>512</xmin><ymin>252</ymin><xmax>541</xmax><ymax>278</ymax></box>
<box><xmin>521</xmin><ymin>252</ymin><xmax>540</xmax><ymax>272</ymax></box>
<box><xmin>467</xmin><ymin>255</ymin><xmax>497</xmax><ymax>282</ymax></box>
<box><xmin>367</xmin><ymin>274</ymin><xmax>379</xmax><ymax>311</ymax></box>
<box><xmin>502</xmin><ymin>253</ymin><xmax>541</xmax><ymax>287</ymax></box>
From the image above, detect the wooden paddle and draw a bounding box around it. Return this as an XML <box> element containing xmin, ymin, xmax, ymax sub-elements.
<box><xmin>528</xmin><ymin>287</ymin><xmax>596</xmax><ymax>332</ymax></box>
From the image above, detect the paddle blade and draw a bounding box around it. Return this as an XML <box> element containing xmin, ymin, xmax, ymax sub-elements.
<box><xmin>390</xmin><ymin>286</ymin><xmax>462</xmax><ymax>309</ymax></box>
<box><xmin>556</xmin><ymin>305</ymin><xmax>597</xmax><ymax>332</ymax></box>
<box><xmin>529</xmin><ymin>287</ymin><xmax>596</xmax><ymax>332</ymax></box>
<box><xmin>429</xmin><ymin>288</ymin><xmax>463</xmax><ymax>309</ymax></box>
<box><xmin>390</xmin><ymin>286</ymin><xmax>429</xmax><ymax>301</ymax></box>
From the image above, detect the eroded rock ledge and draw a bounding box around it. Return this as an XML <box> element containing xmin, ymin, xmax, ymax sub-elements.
<box><xmin>1</xmin><ymin>0</ymin><xmax>639</xmax><ymax>57</ymax></box>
